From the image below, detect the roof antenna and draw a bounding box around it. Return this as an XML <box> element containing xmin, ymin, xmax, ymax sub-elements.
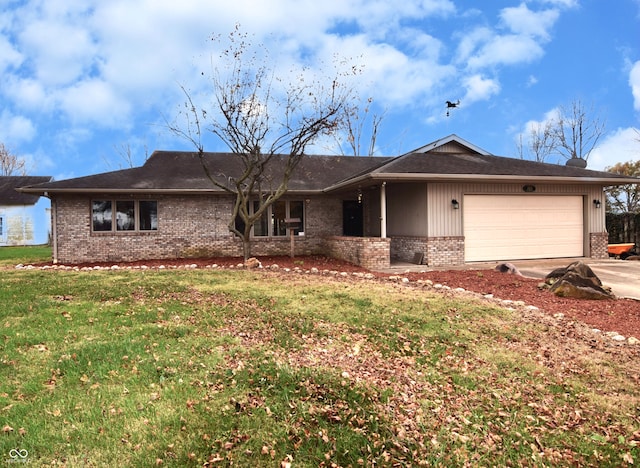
<box><xmin>445</xmin><ymin>100</ymin><xmax>460</xmax><ymax>117</ymax></box>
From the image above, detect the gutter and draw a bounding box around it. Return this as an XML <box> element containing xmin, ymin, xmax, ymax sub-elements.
<box><xmin>17</xmin><ymin>187</ymin><xmax>325</xmax><ymax>196</ymax></box>
<box><xmin>323</xmin><ymin>173</ymin><xmax>640</xmax><ymax>192</ymax></box>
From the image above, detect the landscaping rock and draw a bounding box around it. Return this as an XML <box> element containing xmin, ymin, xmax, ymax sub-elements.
<box><xmin>544</xmin><ymin>261</ymin><xmax>614</xmax><ymax>300</ymax></box>
<box><xmin>495</xmin><ymin>262</ymin><xmax>522</xmax><ymax>276</ymax></box>
<box><xmin>244</xmin><ymin>257</ymin><xmax>262</xmax><ymax>269</ymax></box>
<box><xmin>545</xmin><ymin>261</ymin><xmax>602</xmax><ymax>287</ymax></box>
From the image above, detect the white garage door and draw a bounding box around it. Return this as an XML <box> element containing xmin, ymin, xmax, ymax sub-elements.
<box><xmin>464</xmin><ymin>195</ymin><xmax>584</xmax><ymax>262</ymax></box>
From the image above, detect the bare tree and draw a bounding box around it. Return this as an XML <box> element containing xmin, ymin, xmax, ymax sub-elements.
<box><xmin>0</xmin><ymin>143</ymin><xmax>27</xmax><ymax>176</ymax></box>
<box><xmin>169</xmin><ymin>26</ymin><xmax>357</xmax><ymax>260</ymax></box>
<box><xmin>551</xmin><ymin>99</ymin><xmax>605</xmax><ymax>163</ymax></box>
<box><xmin>516</xmin><ymin>120</ymin><xmax>557</xmax><ymax>162</ymax></box>
<box><xmin>334</xmin><ymin>97</ymin><xmax>385</xmax><ymax>156</ymax></box>
<box><xmin>107</xmin><ymin>143</ymin><xmax>150</xmax><ymax>169</ymax></box>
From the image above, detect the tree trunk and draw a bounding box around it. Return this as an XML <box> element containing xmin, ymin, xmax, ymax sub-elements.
<box><xmin>242</xmin><ymin>233</ymin><xmax>252</xmax><ymax>261</ymax></box>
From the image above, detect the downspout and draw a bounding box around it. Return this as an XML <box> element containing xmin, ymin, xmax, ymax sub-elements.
<box><xmin>49</xmin><ymin>195</ymin><xmax>58</xmax><ymax>264</ymax></box>
<box><xmin>380</xmin><ymin>182</ymin><xmax>387</xmax><ymax>238</ymax></box>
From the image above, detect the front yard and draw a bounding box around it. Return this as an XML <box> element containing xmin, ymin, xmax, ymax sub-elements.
<box><xmin>1</xmin><ymin>249</ymin><xmax>639</xmax><ymax>466</ymax></box>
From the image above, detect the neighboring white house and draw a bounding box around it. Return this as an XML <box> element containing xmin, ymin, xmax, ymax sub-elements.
<box><xmin>0</xmin><ymin>176</ymin><xmax>52</xmax><ymax>246</ymax></box>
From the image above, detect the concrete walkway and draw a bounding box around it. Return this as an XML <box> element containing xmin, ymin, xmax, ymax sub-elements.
<box><xmin>379</xmin><ymin>257</ymin><xmax>640</xmax><ymax>300</ymax></box>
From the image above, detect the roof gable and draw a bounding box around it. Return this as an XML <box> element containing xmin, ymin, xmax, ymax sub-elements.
<box><xmin>405</xmin><ymin>134</ymin><xmax>490</xmax><ymax>156</ymax></box>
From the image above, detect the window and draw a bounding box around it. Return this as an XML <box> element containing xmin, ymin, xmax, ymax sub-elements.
<box><xmin>92</xmin><ymin>200</ymin><xmax>157</xmax><ymax>232</ymax></box>
<box><xmin>248</xmin><ymin>200</ymin><xmax>304</xmax><ymax>237</ymax></box>
<box><xmin>116</xmin><ymin>201</ymin><xmax>135</xmax><ymax>231</ymax></box>
<box><xmin>139</xmin><ymin>201</ymin><xmax>158</xmax><ymax>231</ymax></box>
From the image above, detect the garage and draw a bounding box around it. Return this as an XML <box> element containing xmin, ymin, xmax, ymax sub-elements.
<box><xmin>463</xmin><ymin>195</ymin><xmax>584</xmax><ymax>262</ymax></box>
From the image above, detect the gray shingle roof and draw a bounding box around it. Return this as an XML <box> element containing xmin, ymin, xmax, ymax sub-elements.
<box><xmin>0</xmin><ymin>176</ymin><xmax>52</xmax><ymax>205</ymax></box>
<box><xmin>374</xmin><ymin>151</ymin><xmax>628</xmax><ymax>178</ymax></box>
<box><xmin>17</xmin><ymin>135</ymin><xmax>640</xmax><ymax>195</ymax></box>
<box><xmin>18</xmin><ymin>152</ymin><xmax>394</xmax><ymax>194</ymax></box>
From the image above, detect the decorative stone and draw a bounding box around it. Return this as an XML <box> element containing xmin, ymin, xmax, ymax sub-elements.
<box><xmin>244</xmin><ymin>258</ymin><xmax>261</xmax><ymax>269</ymax></box>
<box><xmin>495</xmin><ymin>262</ymin><xmax>522</xmax><ymax>276</ymax></box>
<box><xmin>545</xmin><ymin>261</ymin><xmax>614</xmax><ymax>300</ymax></box>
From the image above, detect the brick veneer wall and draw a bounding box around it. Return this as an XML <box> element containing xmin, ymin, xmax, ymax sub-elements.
<box><xmin>390</xmin><ymin>236</ymin><xmax>428</xmax><ymax>264</ymax></box>
<box><xmin>589</xmin><ymin>232</ymin><xmax>609</xmax><ymax>259</ymax></box>
<box><xmin>52</xmin><ymin>194</ymin><xmax>338</xmax><ymax>264</ymax></box>
<box><xmin>425</xmin><ymin>236</ymin><xmax>465</xmax><ymax>266</ymax></box>
<box><xmin>324</xmin><ymin>236</ymin><xmax>390</xmax><ymax>269</ymax></box>
<box><xmin>390</xmin><ymin>236</ymin><xmax>465</xmax><ymax>267</ymax></box>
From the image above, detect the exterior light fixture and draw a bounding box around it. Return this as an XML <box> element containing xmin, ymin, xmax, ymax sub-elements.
<box><xmin>451</xmin><ymin>199</ymin><xmax>460</xmax><ymax>209</ymax></box>
<box><xmin>593</xmin><ymin>199</ymin><xmax>601</xmax><ymax>209</ymax></box>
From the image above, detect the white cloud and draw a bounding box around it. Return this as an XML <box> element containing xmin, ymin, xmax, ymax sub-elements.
<box><xmin>500</xmin><ymin>3</ymin><xmax>559</xmax><ymax>40</ymax></box>
<box><xmin>630</xmin><ymin>61</ymin><xmax>640</xmax><ymax>112</ymax></box>
<box><xmin>456</xmin><ymin>3</ymin><xmax>561</xmax><ymax>71</ymax></box>
<box><xmin>539</xmin><ymin>0</ymin><xmax>578</xmax><ymax>8</ymax></box>
<box><xmin>0</xmin><ymin>111</ymin><xmax>36</xmax><ymax>144</ymax></box>
<box><xmin>0</xmin><ymin>0</ymin><xmax>582</xmax><ymax>154</ymax></box>
<box><xmin>0</xmin><ymin>34</ymin><xmax>22</xmax><ymax>72</ymax></box>
<box><xmin>455</xmin><ymin>27</ymin><xmax>493</xmax><ymax>64</ymax></box>
<box><xmin>589</xmin><ymin>127</ymin><xmax>640</xmax><ymax>171</ymax></box>
<box><xmin>462</xmin><ymin>74</ymin><xmax>501</xmax><ymax>103</ymax></box>
<box><xmin>58</xmin><ymin>79</ymin><xmax>132</xmax><ymax>128</ymax></box>
<box><xmin>467</xmin><ymin>34</ymin><xmax>545</xmax><ymax>69</ymax></box>
<box><xmin>4</xmin><ymin>77</ymin><xmax>49</xmax><ymax>111</ymax></box>
<box><xmin>19</xmin><ymin>19</ymin><xmax>97</xmax><ymax>86</ymax></box>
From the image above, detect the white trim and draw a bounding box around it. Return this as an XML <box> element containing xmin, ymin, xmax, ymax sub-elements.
<box><xmin>403</xmin><ymin>134</ymin><xmax>491</xmax><ymax>156</ymax></box>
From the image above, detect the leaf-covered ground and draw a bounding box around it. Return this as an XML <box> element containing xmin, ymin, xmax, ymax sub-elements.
<box><xmin>2</xmin><ymin>264</ymin><xmax>639</xmax><ymax>466</ymax></box>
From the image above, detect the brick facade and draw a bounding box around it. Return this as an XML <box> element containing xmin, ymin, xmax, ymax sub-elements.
<box><xmin>589</xmin><ymin>231</ymin><xmax>609</xmax><ymax>259</ymax></box>
<box><xmin>324</xmin><ymin>236</ymin><xmax>391</xmax><ymax>269</ymax></box>
<box><xmin>425</xmin><ymin>236</ymin><xmax>465</xmax><ymax>266</ymax></box>
<box><xmin>389</xmin><ymin>235</ymin><xmax>465</xmax><ymax>266</ymax></box>
<box><xmin>52</xmin><ymin>194</ymin><xmax>340</xmax><ymax>264</ymax></box>
<box><xmin>390</xmin><ymin>236</ymin><xmax>428</xmax><ymax>264</ymax></box>
<box><xmin>50</xmin><ymin>193</ymin><xmax>607</xmax><ymax>269</ymax></box>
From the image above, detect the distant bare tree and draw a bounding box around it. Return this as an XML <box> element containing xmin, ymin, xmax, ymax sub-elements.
<box><xmin>516</xmin><ymin>120</ymin><xmax>557</xmax><ymax>162</ymax></box>
<box><xmin>0</xmin><ymin>143</ymin><xmax>27</xmax><ymax>176</ymax></box>
<box><xmin>168</xmin><ymin>25</ymin><xmax>358</xmax><ymax>260</ymax></box>
<box><xmin>551</xmin><ymin>99</ymin><xmax>605</xmax><ymax>163</ymax></box>
<box><xmin>335</xmin><ymin>97</ymin><xmax>385</xmax><ymax>156</ymax></box>
<box><xmin>113</xmin><ymin>143</ymin><xmax>150</xmax><ymax>169</ymax></box>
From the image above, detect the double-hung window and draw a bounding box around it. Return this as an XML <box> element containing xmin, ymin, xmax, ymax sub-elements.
<box><xmin>92</xmin><ymin>200</ymin><xmax>158</xmax><ymax>232</ymax></box>
<box><xmin>251</xmin><ymin>200</ymin><xmax>304</xmax><ymax>237</ymax></box>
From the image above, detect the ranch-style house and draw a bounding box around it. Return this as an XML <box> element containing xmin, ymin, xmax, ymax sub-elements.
<box><xmin>18</xmin><ymin>135</ymin><xmax>640</xmax><ymax>268</ymax></box>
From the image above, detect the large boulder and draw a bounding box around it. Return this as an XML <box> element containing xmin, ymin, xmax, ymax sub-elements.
<box><xmin>544</xmin><ymin>261</ymin><xmax>614</xmax><ymax>300</ymax></box>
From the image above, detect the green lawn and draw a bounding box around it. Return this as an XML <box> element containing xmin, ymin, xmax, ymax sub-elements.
<box><xmin>0</xmin><ymin>253</ymin><xmax>639</xmax><ymax>466</ymax></box>
<box><xmin>0</xmin><ymin>245</ymin><xmax>51</xmax><ymax>267</ymax></box>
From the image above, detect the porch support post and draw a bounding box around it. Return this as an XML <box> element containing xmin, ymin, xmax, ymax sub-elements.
<box><xmin>380</xmin><ymin>181</ymin><xmax>387</xmax><ymax>238</ymax></box>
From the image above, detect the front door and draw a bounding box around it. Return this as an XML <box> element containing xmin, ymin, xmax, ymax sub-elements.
<box><xmin>343</xmin><ymin>200</ymin><xmax>363</xmax><ymax>236</ymax></box>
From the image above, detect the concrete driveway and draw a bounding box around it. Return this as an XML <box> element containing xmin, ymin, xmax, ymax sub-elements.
<box><xmin>383</xmin><ymin>258</ymin><xmax>640</xmax><ymax>300</ymax></box>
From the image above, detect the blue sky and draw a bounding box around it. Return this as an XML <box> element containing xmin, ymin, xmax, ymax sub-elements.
<box><xmin>1</xmin><ymin>0</ymin><xmax>639</xmax><ymax>180</ymax></box>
